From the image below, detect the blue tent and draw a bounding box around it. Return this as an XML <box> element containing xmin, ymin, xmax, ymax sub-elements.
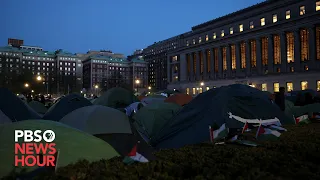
<box><xmin>152</xmin><ymin>84</ymin><xmax>293</xmax><ymax>149</ymax></box>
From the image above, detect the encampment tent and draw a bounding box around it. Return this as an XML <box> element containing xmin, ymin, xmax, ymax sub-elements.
<box><xmin>0</xmin><ymin>120</ymin><xmax>120</xmax><ymax>178</ymax></box>
<box><xmin>28</xmin><ymin>101</ymin><xmax>47</xmax><ymax>115</ymax></box>
<box><xmin>43</xmin><ymin>93</ymin><xmax>92</xmax><ymax>121</ymax></box>
<box><xmin>133</xmin><ymin>102</ymin><xmax>182</xmax><ymax>143</ymax></box>
<box><xmin>164</xmin><ymin>93</ymin><xmax>193</xmax><ymax>106</ymax></box>
<box><xmin>0</xmin><ymin>88</ymin><xmax>41</xmax><ymax>121</ymax></box>
<box><xmin>152</xmin><ymin>84</ymin><xmax>294</xmax><ymax>149</ymax></box>
<box><xmin>0</xmin><ymin>110</ymin><xmax>11</xmax><ymax>124</ymax></box>
<box><xmin>60</xmin><ymin>105</ymin><xmax>155</xmax><ymax>160</ymax></box>
<box><xmin>141</xmin><ymin>95</ymin><xmax>166</xmax><ymax>105</ymax></box>
<box><xmin>93</xmin><ymin>87</ymin><xmax>139</xmax><ymax>109</ymax></box>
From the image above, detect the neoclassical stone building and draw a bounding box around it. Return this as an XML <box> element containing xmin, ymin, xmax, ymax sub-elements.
<box><xmin>167</xmin><ymin>0</ymin><xmax>320</xmax><ymax>95</ymax></box>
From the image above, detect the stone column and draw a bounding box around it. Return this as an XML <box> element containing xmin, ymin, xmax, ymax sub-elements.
<box><xmin>294</xmin><ymin>29</ymin><xmax>301</xmax><ymax>72</ymax></box>
<box><xmin>189</xmin><ymin>53</ymin><xmax>194</xmax><ymax>81</ymax></box>
<box><xmin>280</xmin><ymin>32</ymin><xmax>287</xmax><ymax>73</ymax></box>
<box><xmin>196</xmin><ymin>51</ymin><xmax>201</xmax><ymax>80</ymax></box>
<box><xmin>236</xmin><ymin>42</ymin><xmax>241</xmax><ymax>75</ymax></box>
<box><xmin>218</xmin><ymin>47</ymin><xmax>223</xmax><ymax>78</ymax></box>
<box><xmin>245</xmin><ymin>40</ymin><xmax>251</xmax><ymax>75</ymax></box>
<box><xmin>308</xmin><ymin>25</ymin><xmax>316</xmax><ymax>70</ymax></box>
<box><xmin>210</xmin><ymin>48</ymin><xmax>215</xmax><ymax>78</ymax></box>
<box><xmin>226</xmin><ymin>45</ymin><xmax>232</xmax><ymax>76</ymax></box>
<box><xmin>267</xmin><ymin>34</ymin><xmax>274</xmax><ymax>73</ymax></box>
<box><xmin>256</xmin><ymin>37</ymin><xmax>262</xmax><ymax>74</ymax></box>
<box><xmin>203</xmin><ymin>49</ymin><xmax>208</xmax><ymax>79</ymax></box>
<box><xmin>167</xmin><ymin>56</ymin><xmax>171</xmax><ymax>83</ymax></box>
<box><xmin>179</xmin><ymin>54</ymin><xmax>187</xmax><ymax>81</ymax></box>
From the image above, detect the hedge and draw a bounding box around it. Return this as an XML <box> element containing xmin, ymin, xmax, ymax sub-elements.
<box><xmin>3</xmin><ymin>123</ymin><xmax>320</xmax><ymax>180</ymax></box>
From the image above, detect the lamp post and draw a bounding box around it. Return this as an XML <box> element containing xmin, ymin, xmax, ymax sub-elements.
<box><xmin>36</xmin><ymin>75</ymin><xmax>49</xmax><ymax>94</ymax></box>
<box><xmin>94</xmin><ymin>85</ymin><xmax>99</xmax><ymax>96</ymax></box>
<box><xmin>135</xmin><ymin>79</ymin><xmax>140</xmax><ymax>94</ymax></box>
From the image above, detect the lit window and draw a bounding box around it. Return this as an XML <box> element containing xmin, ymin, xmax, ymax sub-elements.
<box><xmin>192</xmin><ymin>88</ymin><xmax>196</xmax><ymax>95</ymax></box>
<box><xmin>260</xmin><ymin>18</ymin><xmax>265</xmax><ymax>26</ymax></box>
<box><xmin>186</xmin><ymin>41</ymin><xmax>189</xmax><ymax>46</ymax></box>
<box><xmin>286</xmin><ymin>82</ymin><xmax>293</xmax><ymax>92</ymax></box>
<box><xmin>199</xmin><ymin>37</ymin><xmax>202</xmax><ymax>43</ymax></box>
<box><xmin>221</xmin><ymin>30</ymin><xmax>225</xmax><ymax>37</ymax></box>
<box><xmin>317</xmin><ymin>1</ymin><xmax>320</xmax><ymax>11</ymax></box>
<box><xmin>230</xmin><ymin>27</ymin><xmax>233</xmax><ymax>34</ymax></box>
<box><xmin>301</xmin><ymin>81</ymin><xmax>308</xmax><ymax>90</ymax></box>
<box><xmin>262</xmin><ymin>83</ymin><xmax>267</xmax><ymax>91</ymax></box>
<box><xmin>186</xmin><ymin>88</ymin><xmax>190</xmax><ymax>95</ymax></box>
<box><xmin>250</xmin><ymin>21</ymin><xmax>254</xmax><ymax>29</ymax></box>
<box><xmin>213</xmin><ymin>33</ymin><xmax>216</xmax><ymax>39</ymax></box>
<box><xmin>273</xmin><ymin>14</ymin><xmax>278</xmax><ymax>23</ymax></box>
<box><xmin>193</xmin><ymin>39</ymin><xmax>195</xmax><ymax>44</ymax></box>
<box><xmin>317</xmin><ymin>80</ymin><xmax>320</xmax><ymax>91</ymax></box>
<box><xmin>205</xmin><ymin>35</ymin><xmax>209</xmax><ymax>41</ymax></box>
<box><xmin>300</xmin><ymin>6</ymin><xmax>305</xmax><ymax>16</ymax></box>
<box><xmin>274</xmin><ymin>82</ymin><xmax>280</xmax><ymax>92</ymax></box>
<box><xmin>199</xmin><ymin>88</ymin><xmax>203</xmax><ymax>93</ymax></box>
<box><xmin>286</xmin><ymin>10</ymin><xmax>291</xmax><ymax>19</ymax></box>
<box><xmin>239</xmin><ymin>24</ymin><xmax>243</xmax><ymax>32</ymax></box>
<box><xmin>206</xmin><ymin>87</ymin><xmax>210</xmax><ymax>91</ymax></box>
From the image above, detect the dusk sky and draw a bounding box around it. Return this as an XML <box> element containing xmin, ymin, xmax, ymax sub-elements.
<box><xmin>2</xmin><ymin>0</ymin><xmax>264</xmax><ymax>56</ymax></box>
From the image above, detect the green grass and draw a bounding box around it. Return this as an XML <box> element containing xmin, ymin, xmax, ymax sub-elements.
<box><xmin>3</xmin><ymin>123</ymin><xmax>320</xmax><ymax>180</ymax></box>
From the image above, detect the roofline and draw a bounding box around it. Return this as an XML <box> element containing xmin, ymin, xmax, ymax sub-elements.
<box><xmin>192</xmin><ymin>0</ymin><xmax>272</xmax><ymax>30</ymax></box>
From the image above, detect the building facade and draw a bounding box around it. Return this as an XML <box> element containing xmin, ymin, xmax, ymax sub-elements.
<box><xmin>0</xmin><ymin>45</ymin><xmax>82</xmax><ymax>95</ymax></box>
<box><xmin>143</xmin><ymin>36</ymin><xmax>182</xmax><ymax>90</ymax></box>
<box><xmin>82</xmin><ymin>54</ymin><xmax>148</xmax><ymax>94</ymax></box>
<box><xmin>167</xmin><ymin>0</ymin><xmax>320</xmax><ymax>95</ymax></box>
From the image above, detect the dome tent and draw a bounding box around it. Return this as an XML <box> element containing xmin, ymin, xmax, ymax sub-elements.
<box><xmin>164</xmin><ymin>93</ymin><xmax>193</xmax><ymax>106</ymax></box>
<box><xmin>93</xmin><ymin>87</ymin><xmax>139</xmax><ymax>109</ymax></box>
<box><xmin>152</xmin><ymin>84</ymin><xmax>293</xmax><ymax>149</ymax></box>
<box><xmin>43</xmin><ymin>93</ymin><xmax>92</xmax><ymax>121</ymax></box>
<box><xmin>0</xmin><ymin>120</ymin><xmax>120</xmax><ymax>178</ymax></box>
<box><xmin>0</xmin><ymin>88</ymin><xmax>41</xmax><ymax>121</ymax></box>
<box><xmin>141</xmin><ymin>95</ymin><xmax>166</xmax><ymax>105</ymax></box>
<box><xmin>60</xmin><ymin>105</ymin><xmax>155</xmax><ymax>161</ymax></box>
<box><xmin>0</xmin><ymin>110</ymin><xmax>12</xmax><ymax>124</ymax></box>
<box><xmin>28</xmin><ymin>101</ymin><xmax>47</xmax><ymax>115</ymax></box>
<box><xmin>133</xmin><ymin>102</ymin><xmax>182</xmax><ymax>143</ymax></box>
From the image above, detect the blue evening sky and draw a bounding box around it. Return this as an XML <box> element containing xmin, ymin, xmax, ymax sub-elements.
<box><xmin>1</xmin><ymin>0</ymin><xmax>264</xmax><ymax>56</ymax></box>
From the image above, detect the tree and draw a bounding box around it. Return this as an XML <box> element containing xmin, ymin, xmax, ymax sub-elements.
<box><xmin>103</xmin><ymin>72</ymin><xmax>133</xmax><ymax>92</ymax></box>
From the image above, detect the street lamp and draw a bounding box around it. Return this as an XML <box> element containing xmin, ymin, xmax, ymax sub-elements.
<box><xmin>200</xmin><ymin>82</ymin><xmax>204</xmax><ymax>86</ymax></box>
<box><xmin>31</xmin><ymin>90</ymin><xmax>34</xmax><ymax>93</ymax></box>
<box><xmin>95</xmin><ymin>85</ymin><xmax>99</xmax><ymax>89</ymax></box>
<box><xmin>135</xmin><ymin>79</ymin><xmax>140</xmax><ymax>94</ymax></box>
<box><xmin>24</xmin><ymin>83</ymin><xmax>29</xmax><ymax>88</ymax></box>
<box><xmin>36</xmin><ymin>75</ymin><xmax>42</xmax><ymax>81</ymax></box>
<box><xmin>148</xmin><ymin>86</ymin><xmax>151</xmax><ymax>90</ymax></box>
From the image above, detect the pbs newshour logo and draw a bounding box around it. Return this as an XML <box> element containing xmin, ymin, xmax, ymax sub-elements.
<box><xmin>14</xmin><ymin>130</ymin><xmax>57</xmax><ymax>167</ymax></box>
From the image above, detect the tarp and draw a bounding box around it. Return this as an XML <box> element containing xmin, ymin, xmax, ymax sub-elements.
<box><xmin>59</xmin><ymin>105</ymin><xmax>132</xmax><ymax>134</ymax></box>
<box><xmin>43</xmin><ymin>93</ymin><xmax>92</xmax><ymax>121</ymax></box>
<box><xmin>28</xmin><ymin>101</ymin><xmax>47</xmax><ymax>115</ymax></box>
<box><xmin>164</xmin><ymin>93</ymin><xmax>193</xmax><ymax>106</ymax></box>
<box><xmin>94</xmin><ymin>87</ymin><xmax>139</xmax><ymax>109</ymax></box>
<box><xmin>152</xmin><ymin>84</ymin><xmax>294</xmax><ymax>149</ymax></box>
<box><xmin>0</xmin><ymin>120</ymin><xmax>120</xmax><ymax>178</ymax></box>
<box><xmin>133</xmin><ymin>102</ymin><xmax>182</xmax><ymax>143</ymax></box>
<box><xmin>0</xmin><ymin>88</ymin><xmax>41</xmax><ymax>121</ymax></box>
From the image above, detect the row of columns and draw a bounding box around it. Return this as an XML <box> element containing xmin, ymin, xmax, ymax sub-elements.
<box><xmin>175</xmin><ymin>25</ymin><xmax>318</xmax><ymax>82</ymax></box>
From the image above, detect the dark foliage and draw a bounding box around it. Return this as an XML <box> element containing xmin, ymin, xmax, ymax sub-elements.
<box><xmin>3</xmin><ymin>124</ymin><xmax>320</xmax><ymax>180</ymax></box>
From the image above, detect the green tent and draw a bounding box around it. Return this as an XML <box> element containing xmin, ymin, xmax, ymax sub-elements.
<box><xmin>285</xmin><ymin>100</ymin><xmax>320</xmax><ymax>117</ymax></box>
<box><xmin>59</xmin><ymin>105</ymin><xmax>132</xmax><ymax>134</ymax></box>
<box><xmin>59</xmin><ymin>105</ymin><xmax>156</xmax><ymax>160</ymax></box>
<box><xmin>43</xmin><ymin>93</ymin><xmax>92</xmax><ymax>121</ymax></box>
<box><xmin>93</xmin><ymin>87</ymin><xmax>139</xmax><ymax>109</ymax></box>
<box><xmin>133</xmin><ymin>102</ymin><xmax>182</xmax><ymax>143</ymax></box>
<box><xmin>0</xmin><ymin>120</ymin><xmax>120</xmax><ymax>178</ymax></box>
<box><xmin>28</xmin><ymin>101</ymin><xmax>47</xmax><ymax>115</ymax></box>
<box><xmin>0</xmin><ymin>110</ymin><xmax>11</xmax><ymax>124</ymax></box>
